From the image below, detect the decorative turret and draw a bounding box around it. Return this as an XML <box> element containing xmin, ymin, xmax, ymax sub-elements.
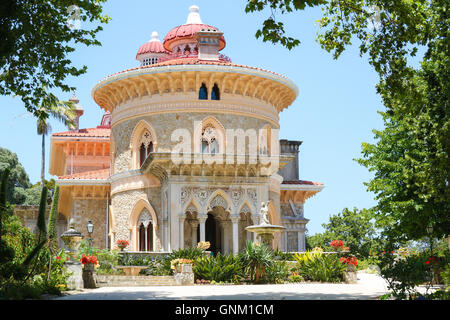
<box><xmin>136</xmin><ymin>31</ymin><xmax>166</xmax><ymax>66</ymax></box>
<box><xmin>69</xmin><ymin>92</ymin><xmax>84</xmax><ymax>131</ymax></box>
<box><xmin>195</xmin><ymin>28</ymin><xmax>223</xmax><ymax>61</ymax></box>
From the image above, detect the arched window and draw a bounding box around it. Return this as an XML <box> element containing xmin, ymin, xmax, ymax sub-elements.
<box><xmin>211</xmin><ymin>83</ymin><xmax>220</xmax><ymax>100</ymax></box>
<box><xmin>201</xmin><ymin>124</ymin><xmax>219</xmax><ymax>154</ymax></box>
<box><xmin>138</xmin><ymin>209</ymin><xmax>153</xmax><ymax>252</ymax></box>
<box><xmin>139</xmin><ymin>130</ymin><xmax>154</xmax><ymax>167</ymax></box>
<box><xmin>199</xmin><ymin>83</ymin><xmax>208</xmax><ymax>100</ymax></box>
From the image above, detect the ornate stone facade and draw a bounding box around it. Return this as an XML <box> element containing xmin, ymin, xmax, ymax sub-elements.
<box><xmin>47</xmin><ymin>5</ymin><xmax>324</xmax><ymax>254</ymax></box>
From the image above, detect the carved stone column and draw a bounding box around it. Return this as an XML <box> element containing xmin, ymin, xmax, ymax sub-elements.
<box><xmin>198</xmin><ymin>214</ymin><xmax>208</xmax><ymax>242</ymax></box>
<box><xmin>189</xmin><ymin>220</ymin><xmax>199</xmax><ymax>247</ymax></box>
<box><xmin>230</xmin><ymin>215</ymin><xmax>240</xmax><ymax>255</ymax></box>
<box><xmin>178</xmin><ymin>214</ymin><xmax>186</xmax><ymax>249</ymax></box>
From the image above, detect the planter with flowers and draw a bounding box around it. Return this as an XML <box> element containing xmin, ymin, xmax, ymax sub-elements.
<box><xmin>339</xmin><ymin>256</ymin><xmax>358</xmax><ymax>283</ymax></box>
<box><xmin>80</xmin><ymin>254</ymin><xmax>98</xmax><ymax>288</ymax></box>
<box><xmin>171</xmin><ymin>258</ymin><xmax>194</xmax><ymax>285</ymax></box>
<box><xmin>116</xmin><ymin>239</ymin><xmax>129</xmax><ymax>251</ymax></box>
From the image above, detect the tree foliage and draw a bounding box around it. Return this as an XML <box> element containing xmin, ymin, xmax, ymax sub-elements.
<box><xmin>0</xmin><ymin>147</ymin><xmax>32</xmax><ymax>205</ymax></box>
<box><xmin>306</xmin><ymin>207</ymin><xmax>384</xmax><ymax>258</ymax></box>
<box><xmin>0</xmin><ymin>0</ymin><xmax>110</xmax><ymax>119</ymax></box>
<box><xmin>246</xmin><ymin>0</ymin><xmax>449</xmax><ymax>242</ymax></box>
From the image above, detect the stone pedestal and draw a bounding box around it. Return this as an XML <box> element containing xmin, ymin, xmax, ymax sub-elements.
<box><xmin>343</xmin><ymin>271</ymin><xmax>357</xmax><ymax>284</ymax></box>
<box><xmin>174</xmin><ymin>264</ymin><xmax>194</xmax><ymax>285</ymax></box>
<box><xmin>65</xmin><ymin>261</ymin><xmax>83</xmax><ymax>290</ymax></box>
<box><xmin>82</xmin><ymin>263</ymin><xmax>97</xmax><ymax>288</ymax></box>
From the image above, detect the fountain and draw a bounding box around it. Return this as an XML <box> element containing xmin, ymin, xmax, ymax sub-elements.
<box><xmin>245</xmin><ymin>201</ymin><xmax>286</xmax><ymax>247</ymax></box>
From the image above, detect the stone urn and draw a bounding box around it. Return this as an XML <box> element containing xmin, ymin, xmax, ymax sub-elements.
<box><xmin>60</xmin><ymin>220</ymin><xmax>84</xmax><ymax>290</ymax></box>
<box><xmin>60</xmin><ymin>220</ymin><xmax>84</xmax><ymax>262</ymax></box>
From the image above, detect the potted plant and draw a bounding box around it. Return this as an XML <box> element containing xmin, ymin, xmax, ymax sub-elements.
<box><xmin>80</xmin><ymin>254</ymin><xmax>98</xmax><ymax>288</ymax></box>
<box><xmin>80</xmin><ymin>254</ymin><xmax>98</xmax><ymax>270</ymax></box>
<box><xmin>116</xmin><ymin>239</ymin><xmax>129</xmax><ymax>251</ymax></box>
<box><xmin>339</xmin><ymin>256</ymin><xmax>358</xmax><ymax>272</ymax></box>
<box><xmin>171</xmin><ymin>258</ymin><xmax>193</xmax><ymax>273</ymax></box>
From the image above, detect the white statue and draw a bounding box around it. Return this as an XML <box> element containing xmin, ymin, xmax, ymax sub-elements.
<box><xmin>260</xmin><ymin>201</ymin><xmax>270</xmax><ymax>225</ymax></box>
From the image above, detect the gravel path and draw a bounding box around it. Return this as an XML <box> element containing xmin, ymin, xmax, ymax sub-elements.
<box><xmin>53</xmin><ymin>272</ymin><xmax>391</xmax><ymax>300</ymax></box>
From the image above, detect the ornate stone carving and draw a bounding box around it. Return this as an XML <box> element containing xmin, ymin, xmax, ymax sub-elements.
<box><xmin>180</xmin><ymin>186</ymin><xmax>192</xmax><ymax>205</ymax></box>
<box><xmin>138</xmin><ymin>208</ymin><xmax>152</xmax><ymax>227</ymax></box>
<box><xmin>240</xmin><ymin>204</ymin><xmax>251</xmax><ymax>214</ymax></box>
<box><xmin>209</xmin><ymin>194</ymin><xmax>228</xmax><ymax>210</ymax></box>
<box><xmin>229</xmin><ymin>187</ymin><xmax>243</xmax><ymax>207</ymax></box>
<box><xmin>246</xmin><ymin>188</ymin><xmax>257</xmax><ymax>206</ymax></box>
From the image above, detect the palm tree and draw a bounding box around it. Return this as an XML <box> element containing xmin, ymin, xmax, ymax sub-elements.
<box><xmin>37</xmin><ymin>99</ymin><xmax>76</xmax><ymax>190</ymax></box>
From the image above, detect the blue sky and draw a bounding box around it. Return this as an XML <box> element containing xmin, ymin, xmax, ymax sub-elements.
<box><xmin>0</xmin><ymin>1</ymin><xmax>385</xmax><ymax>235</ymax></box>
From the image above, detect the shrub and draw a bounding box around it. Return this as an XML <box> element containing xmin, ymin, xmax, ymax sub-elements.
<box><xmin>273</xmin><ymin>249</ymin><xmax>294</xmax><ymax>261</ymax></box>
<box><xmin>378</xmin><ymin>249</ymin><xmax>449</xmax><ymax>299</ymax></box>
<box><xmin>294</xmin><ymin>251</ymin><xmax>346</xmax><ymax>283</ymax></box>
<box><xmin>266</xmin><ymin>261</ymin><xmax>290</xmax><ymax>284</ymax></box>
<box><xmin>193</xmin><ymin>253</ymin><xmax>241</xmax><ymax>283</ymax></box>
<box><xmin>238</xmin><ymin>241</ymin><xmax>273</xmax><ymax>283</ymax></box>
<box><xmin>168</xmin><ymin>247</ymin><xmax>205</xmax><ymax>260</ymax></box>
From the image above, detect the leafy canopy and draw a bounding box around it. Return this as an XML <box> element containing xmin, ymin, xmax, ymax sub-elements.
<box><xmin>0</xmin><ymin>0</ymin><xmax>110</xmax><ymax>120</ymax></box>
<box><xmin>246</xmin><ymin>0</ymin><xmax>449</xmax><ymax>241</ymax></box>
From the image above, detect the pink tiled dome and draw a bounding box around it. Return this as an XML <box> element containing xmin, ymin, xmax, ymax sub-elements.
<box><xmin>163</xmin><ymin>24</ymin><xmax>226</xmax><ymax>52</ymax></box>
<box><xmin>136</xmin><ymin>31</ymin><xmax>166</xmax><ymax>58</ymax></box>
<box><xmin>162</xmin><ymin>5</ymin><xmax>226</xmax><ymax>52</ymax></box>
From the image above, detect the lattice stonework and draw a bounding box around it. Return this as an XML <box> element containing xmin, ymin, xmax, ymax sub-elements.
<box><xmin>138</xmin><ymin>208</ymin><xmax>152</xmax><ymax>226</ymax></box>
<box><xmin>140</xmin><ymin>130</ymin><xmax>153</xmax><ymax>147</ymax></box>
<box><xmin>210</xmin><ymin>194</ymin><xmax>228</xmax><ymax>209</ymax></box>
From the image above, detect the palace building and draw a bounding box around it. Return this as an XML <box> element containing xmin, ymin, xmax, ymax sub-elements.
<box><xmin>47</xmin><ymin>5</ymin><xmax>324</xmax><ymax>254</ymax></box>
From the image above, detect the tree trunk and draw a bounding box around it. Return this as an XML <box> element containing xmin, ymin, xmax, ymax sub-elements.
<box><xmin>41</xmin><ymin>134</ymin><xmax>45</xmax><ymax>190</ymax></box>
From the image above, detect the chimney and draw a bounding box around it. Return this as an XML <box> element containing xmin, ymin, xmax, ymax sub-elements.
<box><xmin>195</xmin><ymin>28</ymin><xmax>223</xmax><ymax>61</ymax></box>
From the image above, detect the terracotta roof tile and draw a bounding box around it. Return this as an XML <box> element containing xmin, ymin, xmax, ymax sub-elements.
<box><xmin>52</xmin><ymin>127</ymin><xmax>110</xmax><ymax>138</ymax></box>
<box><xmin>98</xmin><ymin>58</ymin><xmax>288</xmax><ymax>84</ymax></box>
<box><xmin>163</xmin><ymin>23</ymin><xmax>226</xmax><ymax>51</ymax></box>
<box><xmin>58</xmin><ymin>168</ymin><xmax>110</xmax><ymax>180</ymax></box>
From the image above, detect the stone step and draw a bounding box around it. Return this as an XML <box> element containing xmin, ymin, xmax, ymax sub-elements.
<box><xmin>96</xmin><ymin>275</ymin><xmax>177</xmax><ymax>287</ymax></box>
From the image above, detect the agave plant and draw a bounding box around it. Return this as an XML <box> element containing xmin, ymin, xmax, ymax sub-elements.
<box><xmin>238</xmin><ymin>241</ymin><xmax>274</xmax><ymax>283</ymax></box>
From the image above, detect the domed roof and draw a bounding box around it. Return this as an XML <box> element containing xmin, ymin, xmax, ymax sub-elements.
<box><xmin>136</xmin><ymin>31</ymin><xmax>166</xmax><ymax>57</ymax></box>
<box><xmin>163</xmin><ymin>5</ymin><xmax>226</xmax><ymax>52</ymax></box>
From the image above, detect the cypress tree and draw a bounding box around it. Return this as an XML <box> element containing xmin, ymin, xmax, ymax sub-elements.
<box><xmin>36</xmin><ymin>186</ymin><xmax>48</xmax><ymax>243</ymax></box>
<box><xmin>47</xmin><ymin>185</ymin><xmax>59</xmax><ymax>248</ymax></box>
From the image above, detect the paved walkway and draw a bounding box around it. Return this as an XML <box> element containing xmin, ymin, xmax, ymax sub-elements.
<box><xmin>53</xmin><ymin>272</ymin><xmax>392</xmax><ymax>300</ymax></box>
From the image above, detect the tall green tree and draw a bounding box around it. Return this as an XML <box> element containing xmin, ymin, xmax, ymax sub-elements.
<box><xmin>0</xmin><ymin>147</ymin><xmax>31</xmax><ymax>205</ymax></box>
<box><xmin>0</xmin><ymin>0</ymin><xmax>110</xmax><ymax>120</ymax></box>
<box><xmin>246</xmin><ymin>0</ymin><xmax>449</xmax><ymax>242</ymax></box>
<box><xmin>306</xmin><ymin>207</ymin><xmax>384</xmax><ymax>258</ymax></box>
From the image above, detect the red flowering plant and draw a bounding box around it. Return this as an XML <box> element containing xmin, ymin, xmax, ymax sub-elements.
<box><xmin>339</xmin><ymin>256</ymin><xmax>358</xmax><ymax>266</ymax></box>
<box><xmin>116</xmin><ymin>239</ymin><xmax>129</xmax><ymax>251</ymax></box>
<box><xmin>425</xmin><ymin>256</ymin><xmax>439</xmax><ymax>266</ymax></box>
<box><xmin>80</xmin><ymin>254</ymin><xmax>98</xmax><ymax>265</ymax></box>
<box><xmin>330</xmin><ymin>240</ymin><xmax>350</xmax><ymax>252</ymax></box>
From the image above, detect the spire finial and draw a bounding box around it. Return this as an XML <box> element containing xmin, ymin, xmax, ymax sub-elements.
<box><xmin>186</xmin><ymin>5</ymin><xmax>202</xmax><ymax>24</ymax></box>
<box><xmin>150</xmin><ymin>31</ymin><xmax>160</xmax><ymax>42</ymax></box>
